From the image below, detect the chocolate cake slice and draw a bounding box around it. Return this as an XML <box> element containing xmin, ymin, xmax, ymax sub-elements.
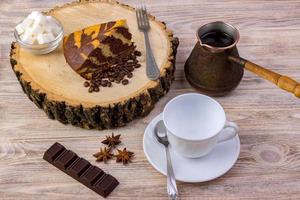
<box><xmin>63</xmin><ymin>20</ymin><xmax>135</xmax><ymax>80</ymax></box>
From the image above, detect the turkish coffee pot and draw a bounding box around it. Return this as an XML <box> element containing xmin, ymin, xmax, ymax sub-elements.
<box><xmin>185</xmin><ymin>21</ymin><xmax>300</xmax><ymax>98</ymax></box>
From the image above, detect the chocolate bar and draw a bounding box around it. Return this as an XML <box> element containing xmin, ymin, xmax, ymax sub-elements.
<box><xmin>43</xmin><ymin>142</ymin><xmax>119</xmax><ymax>197</ymax></box>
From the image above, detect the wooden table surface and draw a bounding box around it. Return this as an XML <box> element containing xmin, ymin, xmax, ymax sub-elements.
<box><xmin>1</xmin><ymin>0</ymin><xmax>300</xmax><ymax>199</ymax></box>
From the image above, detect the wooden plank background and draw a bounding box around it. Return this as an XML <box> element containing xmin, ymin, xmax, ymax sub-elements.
<box><xmin>1</xmin><ymin>0</ymin><xmax>300</xmax><ymax>199</ymax></box>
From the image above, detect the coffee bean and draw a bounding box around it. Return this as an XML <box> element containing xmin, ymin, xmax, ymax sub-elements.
<box><xmin>116</xmin><ymin>77</ymin><xmax>122</xmax><ymax>82</ymax></box>
<box><xmin>88</xmin><ymin>87</ymin><xmax>94</xmax><ymax>93</ymax></box>
<box><xmin>84</xmin><ymin>81</ymin><xmax>90</xmax><ymax>87</ymax></box>
<box><xmin>130</xmin><ymin>55</ymin><xmax>136</xmax><ymax>60</ymax></box>
<box><xmin>107</xmin><ymin>82</ymin><xmax>112</xmax><ymax>87</ymax></box>
<box><xmin>101</xmin><ymin>80</ymin><xmax>109</xmax><ymax>87</ymax></box>
<box><xmin>113</xmin><ymin>73</ymin><xmax>119</xmax><ymax>78</ymax></box>
<box><xmin>127</xmin><ymin>67</ymin><xmax>134</xmax><ymax>72</ymax></box>
<box><xmin>126</xmin><ymin>61</ymin><xmax>134</xmax><ymax>65</ymax></box>
<box><xmin>122</xmin><ymin>79</ymin><xmax>129</xmax><ymax>85</ymax></box>
<box><xmin>127</xmin><ymin>72</ymin><xmax>133</xmax><ymax>78</ymax></box>
<box><xmin>134</xmin><ymin>64</ymin><xmax>141</xmax><ymax>68</ymax></box>
<box><xmin>134</xmin><ymin>51</ymin><xmax>141</xmax><ymax>56</ymax></box>
<box><xmin>120</xmin><ymin>73</ymin><xmax>125</xmax><ymax>78</ymax></box>
<box><xmin>94</xmin><ymin>86</ymin><xmax>99</xmax><ymax>92</ymax></box>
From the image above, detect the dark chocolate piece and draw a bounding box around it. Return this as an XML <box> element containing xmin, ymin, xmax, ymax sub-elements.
<box><xmin>43</xmin><ymin>143</ymin><xmax>119</xmax><ymax>198</ymax></box>
<box><xmin>94</xmin><ymin>174</ymin><xmax>118</xmax><ymax>197</ymax></box>
<box><xmin>43</xmin><ymin>142</ymin><xmax>65</xmax><ymax>162</ymax></box>
<box><xmin>55</xmin><ymin>150</ymin><xmax>78</xmax><ymax>170</ymax></box>
<box><xmin>68</xmin><ymin>158</ymin><xmax>91</xmax><ymax>178</ymax></box>
<box><xmin>81</xmin><ymin>166</ymin><xmax>104</xmax><ymax>186</ymax></box>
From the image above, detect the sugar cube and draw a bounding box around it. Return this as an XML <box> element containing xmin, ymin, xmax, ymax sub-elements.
<box><xmin>21</xmin><ymin>17</ymin><xmax>34</xmax><ymax>29</ymax></box>
<box><xmin>21</xmin><ymin>30</ymin><xmax>36</xmax><ymax>44</ymax></box>
<box><xmin>37</xmin><ymin>33</ymin><xmax>55</xmax><ymax>44</ymax></box>
<box><xmin>15</xmin><ymin>23</ymin><xmax>25</xmax><ymax>35</ymax></box>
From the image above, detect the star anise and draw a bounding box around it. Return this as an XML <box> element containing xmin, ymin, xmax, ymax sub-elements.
<box><xmin>101</xmin><ymin>133</ymin><xmax>121</xmax><ymax>148</ymax></box>
<box><xmin>115</xmin><ymin>148</ymin><xmax>134</xmax><ymax>165</ymax></box>
<box><xmin>93</xmin><ymin>147</ymin><xmax>113</xmax><ymax>163</ymax></box>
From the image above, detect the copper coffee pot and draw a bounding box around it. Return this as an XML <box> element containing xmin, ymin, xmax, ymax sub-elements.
<box><xmin>185</xmin><ymin>21</ymin><xmax>300</xmax><ymax>98</ymax></box>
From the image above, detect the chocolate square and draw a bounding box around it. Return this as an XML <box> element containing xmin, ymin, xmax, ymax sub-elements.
<box><xmin>67</xmin><ymin>158</ymin><xmax>91</xmax><ymax>178</ymax></box>
<box><xmin>93</xmin><ymin>174</ymin><xmax>119</xmax><ymax>197</ymax></box>
<box><xmin>81</xmin><ymin>166</ymin><xmax>104</xmax><ymax>186</ymax></box>
<box><xmin>55</xmin><ymin>150</ymin><xmax>78</xmax><ymax>170</ymax></box>
<box><xmin>43</xmin><ymin>142</ymin><xmax>66</xmax><ymax>162</ymax></box>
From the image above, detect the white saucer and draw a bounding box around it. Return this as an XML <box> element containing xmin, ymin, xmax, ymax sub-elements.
<box><xmin>143</xmin><ymin>113</ymin><xmax>240</xmax><ymax>183</ymax></box>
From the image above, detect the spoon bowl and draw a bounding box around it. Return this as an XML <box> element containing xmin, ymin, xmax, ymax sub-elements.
<box><xmin>154</xmin><ymin>120</ymin><xmax>169</xmax><ymax>146</ymax></box>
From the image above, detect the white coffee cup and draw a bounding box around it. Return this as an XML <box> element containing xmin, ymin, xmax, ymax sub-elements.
<box><xmin>162</xmin><ymin>93</ymin><xmax>238</xmax><ymax>158</ymax></box>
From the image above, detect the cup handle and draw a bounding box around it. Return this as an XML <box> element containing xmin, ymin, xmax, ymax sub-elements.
<box><xmin>217</xmin><ymin>121</ymin><xmax>239</xmax><ymax>143</ymax></box>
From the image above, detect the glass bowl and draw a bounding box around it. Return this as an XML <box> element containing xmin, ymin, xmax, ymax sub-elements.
<box><xmin>14</xmin><ymin>17</ymin><xmax>64</xmax><ymax>55</ymax></box>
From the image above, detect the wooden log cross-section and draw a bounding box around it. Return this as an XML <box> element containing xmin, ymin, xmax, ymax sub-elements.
<box><xmin>10</xmin><ymin>0</ymin><xmax>179</xmax><ymax>129</ymax></box>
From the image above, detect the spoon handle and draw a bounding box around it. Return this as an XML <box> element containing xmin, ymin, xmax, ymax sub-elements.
<box><xmin>165</xmin><ymin>147</ymin><xmax>178</xmax><ymax>200</ymax></box>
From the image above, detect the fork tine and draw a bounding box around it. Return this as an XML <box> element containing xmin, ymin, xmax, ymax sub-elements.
<box><xmin>141</xmin><ymin>5</ymin><xmax>149</xmax><ymax>27</ymax></box>
<box><xmin>141</xmin><ymin>5</ymin><xmax>147</xmax><ymax>27</ymax></box>
<box><xmin>140</xmin><ymin>6</ymin><xmax>146</xmax><ymax>27</ymax></box>
<box><xmin>143</xmin><ymin>5</ymin><xmax>150</xmax><ymax>27</ymax></box>
<box><xmin>136</xmin><ymin>6</ymin><xmax>142</xmax><ymax>28</ymax></box>
<box><xmin>136</xmin><ymin>6</ymin><xmax>139</xmax><ymax>26</ymax></box>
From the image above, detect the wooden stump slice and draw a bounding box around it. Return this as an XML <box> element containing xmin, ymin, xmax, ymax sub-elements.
<box><xmin>10</xmin><ymin>0</ymin><xmax>179</xmax><ymax>129</ymax></box>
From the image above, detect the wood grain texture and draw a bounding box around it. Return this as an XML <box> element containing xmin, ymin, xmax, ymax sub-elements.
<box><xmin>1</xmin><ymin>0</ymin><xmax>300</xmax><ymax>199</ymax></box>
<box><xmin>10</xmin><ymin>0</ymin><xmax>179</xmax><ymax>130</ymax></box>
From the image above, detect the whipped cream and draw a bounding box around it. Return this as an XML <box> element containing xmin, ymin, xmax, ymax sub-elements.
<box><xmin>16</xmin><ymin>11</ymin><xmax>62</xmax><ymax>45</ymax></box>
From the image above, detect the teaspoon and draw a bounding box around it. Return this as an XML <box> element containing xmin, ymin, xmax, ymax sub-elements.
<box><xmin>154</xmin><ymin>120</ymin><xmax>178</xmax><ymax>200</ymax></box>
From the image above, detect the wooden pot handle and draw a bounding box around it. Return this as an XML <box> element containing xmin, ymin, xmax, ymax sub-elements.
<box><xmin>228</xmin><ymin>56</ymin><xmax>300</xmax><ymax>98</ymax></box>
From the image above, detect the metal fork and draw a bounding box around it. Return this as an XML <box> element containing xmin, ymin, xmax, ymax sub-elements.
<box><xmin>136</xmin><ymin>5</ymin><xmax>160</xmax><ymax>80</ymax></box>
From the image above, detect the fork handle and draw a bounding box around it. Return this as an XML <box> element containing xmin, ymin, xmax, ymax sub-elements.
<box><xmin>165</xmin><ymin>146</ymin><xmax>178</xmax><ymax>200</ymax></box>
<box><xmin>143</xmin><ymin>31</ymin><xmax>160</xmax><ymax>80</ymax></box>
